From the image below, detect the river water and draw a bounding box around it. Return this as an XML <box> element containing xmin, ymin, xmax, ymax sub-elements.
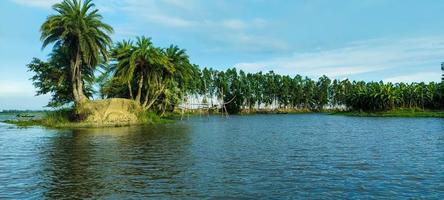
<box><xmin>0</xmin><ymin>114</ymin><xmax>443</xmax><ymax>199</ymax></box>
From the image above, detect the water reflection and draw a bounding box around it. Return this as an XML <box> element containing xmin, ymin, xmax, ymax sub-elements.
<box><xmin>38</xmin><ymin>124</ymin><xmax>195</xmax><ymax>199</ymax></box>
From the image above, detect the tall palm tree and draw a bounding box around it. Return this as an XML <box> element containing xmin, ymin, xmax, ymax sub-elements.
<box><xmin>111</xmin><ymin>40</ymin><xmax>134</xmax><ymax>99</ymax></box>
<box><xmin>164</xmin><ymin>45</ymin><xmax>193</xmax><ymax>101</ymax></box>
<box><xmin>40</xmin><ymin>0</ymin><xmax>113</xmax><ymax>104</ymax></box>
<box><xmin>129</xmin><ymin>37</ymin><xmax>172</xmax><ymax>104</ymax></box>
<box><xmin>111</xmin><ymin>36</ymin><xmax>173</xmax><ymax>109</ymax></box>
<box><xmin>164</xmin><ymin>45</ymin><xmax>192</xmax><ymax>85</ymax></box>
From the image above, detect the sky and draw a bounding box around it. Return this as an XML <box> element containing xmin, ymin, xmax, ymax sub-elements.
<box><xmin>1</xmin><ymin>0</ymin><xmax>444</xmax><ymax>110</ymax></box>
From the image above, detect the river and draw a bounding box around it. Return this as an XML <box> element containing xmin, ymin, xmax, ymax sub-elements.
<box><xmin>0</xmin><ymin>114</ymin><xmax>443</xmax><ymax>199</ymax></box>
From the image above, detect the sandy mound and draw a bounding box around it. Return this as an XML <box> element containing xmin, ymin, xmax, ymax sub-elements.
<box><xmin>76</xmin><ymin>98</ymin><xmax>142</xmax><ymax>125</ymax></box>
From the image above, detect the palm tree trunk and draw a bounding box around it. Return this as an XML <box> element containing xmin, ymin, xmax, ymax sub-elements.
<box><xmin>71</xmin><ymin>60</ymin><xmax>79</xmax><ymax>102</ymax></box>
<box><xmin>143</xmin><ymin>85</ymin><xmax>165</xmax><ymax>110</ymax></box>
<box><xmin>127</xmin><ymin>80</ymin><xmax>133</xmax><ymax>99</ymax></box>
<box><xmin>142</xmin><ymin>89</ymin><xmax>149</xmax><ymax>108</ymax></box>
<box><xmin>71</xmin><ymin>51</ymin><xmax>87</xmax><ymax>104</ymax></box>
<box><xmin>76</xmin><ymin>63</ymin><xmax>88</xmax><ymax>102</ymax></box>
<box><xmin>135</xmin><ymin>75</ymin><xmax>144</xmax><ymax>103</ymax></box>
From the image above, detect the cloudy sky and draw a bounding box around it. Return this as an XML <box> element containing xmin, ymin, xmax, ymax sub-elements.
<box><xmin>1</xmin><ymin>0</ymin><xmax>444</xmax><ymax>110</ymax></box>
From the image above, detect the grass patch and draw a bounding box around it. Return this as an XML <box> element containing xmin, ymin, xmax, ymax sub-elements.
<box><xmin>2</xmin><ymin>119</ymin><xmax>43</xmax><ymax>127</ymax></box>
<box><xmin>137</xmin><ymin>111</ymin><xmax>173</xmax><ymax>124</ymax></box>
<box><xmin>332</xmin><ymin>108</ymin><xmax>444</xmax><ymax>118</ymax></box>
<box><xmin>2</xmin><ymin>108</ymin><xmax>173</xmax><ymax>128</ymax></box>
<box><xmin>2</xmin><ymin>108</ymin><xmax>76</xmax><ymax>128</ymax></box>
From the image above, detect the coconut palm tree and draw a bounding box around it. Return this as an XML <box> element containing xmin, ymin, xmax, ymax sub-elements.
<box><xmin>164</xmin><ymin>45</ymin><xmax>193</xmax><ymax>93</ymax></box>
<box><xmin>111</xmin><ymin>40</ymin><xmax>135</xmax><ymax>99</ymax></box>
<box><xmin>111</xmin><ymin>36</ymin><xmax>173</xmax><ymax>110</ymax></box>
<box><xmin>163</xmin><ymin>45</ymin><xmax>199</xmax><ymax>110</ymax></box>
<box><xmin>40</xmin><ymin>0</ymin><xmax>113</xmax><ymax>104</ymax></box>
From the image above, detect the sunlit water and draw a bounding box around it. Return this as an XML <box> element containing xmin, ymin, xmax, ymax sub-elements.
<box><xmin>1</xmin><ymin>114</ymin><xmax>443</xmax><ymax>199</ymax></box>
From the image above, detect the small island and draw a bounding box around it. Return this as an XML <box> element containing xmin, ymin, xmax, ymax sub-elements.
<box><xmin>4</xmin><ymin>0</ymin><xmax>444</xmax><ymax>128</ymax></box>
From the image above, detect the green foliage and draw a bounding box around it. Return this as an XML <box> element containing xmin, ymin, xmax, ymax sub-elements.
<box><xmin>334</xmin><ymin>108</ymin><xmax>444</xmax><ymax>118</ymax></box>
<box><xmin>3</xmin><ymin>108</ymin><xmax>73</xmax><ymax>127</ymax></box>
<box><xmin>39</xmin><ymin>0</ymin><xmax>113</xmax><ymax>103</ymax></box>
<box><xmin>345</xmin><ymin>81</ymin><xmax>444</xmax><ymax>111</ymax></box>
<box><xmin>224</xmin><ymin>68</ymin><xmax>242</xmax><ymax>114</ymax></box>
<box><xmin>137</xmin><ymin>111</ymin><xmax>172</xmax><ymax>124</ymax></box>
<box><xmin>27</xmin><ymin>47</ymin><xmax>94</xmax><ymax>107</ymax></box>
<box><xmin>2</xmin><ymin>120</ymin><xmax>43</xmax><ymax>128</ymax></box>
<box><xmin>103</xmin><ymin>36</ymin><xmax>198</xmax><ymax>113</ymax></box>
<box><xmin>314</xmin><ymin>75</ymin><xmax>331</xmax><ymax>111</ymax></box>
<box><xmin>42</xmin><ymin>108</ymin><xmax>74</xmax><ymax>125</ymax></box>
<box><xmin>40</xmin><ymin>0</ymin><xmax>113</xmax><ymax>66</ymax></box>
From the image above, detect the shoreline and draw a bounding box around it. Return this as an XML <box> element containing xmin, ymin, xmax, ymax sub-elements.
<box><xmin>1</xmin><ymin>119</ymin><xmax>173</xmax><ymax>129</ymax></box>
<box><xmin>3</xmin><ymin>108</ymin><xmax>443</xmax><ymax>128</ymax></box>
<box><xmin>330</xmin><ymin>109</ymin><xmax>444</xmax><ymax>118</ymax></box>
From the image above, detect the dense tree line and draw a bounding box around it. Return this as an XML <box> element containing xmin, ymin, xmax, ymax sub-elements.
<box><xmin>27</xmin><ymin>0</ymin><xmax>444</xmax><ymax>115</ymax></box>
<box><xmin>131</xmin><ymin>66</ymin><xmax>443</xmax><ymax>114</ymax></box>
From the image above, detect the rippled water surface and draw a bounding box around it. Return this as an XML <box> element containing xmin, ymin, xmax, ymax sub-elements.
<box><xmin>1</xmin><ymin>114</ymin><xmax>444</xmax><ymax>199</ymax></box>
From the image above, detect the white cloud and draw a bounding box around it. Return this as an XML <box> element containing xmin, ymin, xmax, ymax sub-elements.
<box><xmin>0</xmin><ymin>79</ymin><xmax>51</xmax><ymax>110</ymax></box>
<box><xmin>11</xmin><ymin>0</ymin><xmax>126</xmax><ymax>11</ymax></box>
<box><xmin>212</xmin><ymin>32</ymin><xmax>289</xmax><ymax>52</ymax></box>
<box><xmin>0</xmin><ymin>80</ymin><xmax>36</xmax><ymax>97</ymax></box>
<box><xmin>113</xmin><ymin>0</ymin><xmax>285</xmax><ymax>53</ymax></box>
<box><xmin>221</xmin><ymin>19</ymin><xmax>246</xmax><ymax>30</ymax></box>
<box><xmin>120</xmin><ymin>0</ymin><xmax>197</xmax><ymax>28</ymax></box>
<box><xmin>161</xmin><ymin>0</ymin><xmax>197</xmax><ymax>10</ymax></box>
<box><xmin>145</xmin><ymin>14</ymin><xmax>195</xmax><ymax>28</ymax></box>
<box><xmin>234</xmin><ymin>36</ymin><xmax>444</xmax><ymax>81</ymax></box>
<box><xmin>10</xmin><ymin>0</ymin><xmax>60</xmax><ymax>9</ymax></box>
<box><xmin>11</xmin><ymin>0</ymin><xmax>283</xmax><ymax>53</ymax></box>
<box><xmin>384</xmin><ymin>72</ymin><xmax>440</xmax><ymax>83</ymax></box>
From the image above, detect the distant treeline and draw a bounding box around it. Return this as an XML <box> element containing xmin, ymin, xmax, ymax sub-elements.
<box><xmin>0</xmin><ymin>110</ymin><xmax>45</xmax><ymax>113</ymax></box>
<box><xmin>103</xmin><ymin>65</ymin><xmax>444</xmax><ymax>113</ymax></box>
<box><xmin>178</xmin><ymin>69</ymin><xmax>444</xmax><ymax>113</ymax></box>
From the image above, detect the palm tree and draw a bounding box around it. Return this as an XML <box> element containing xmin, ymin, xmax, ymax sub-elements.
<box><xmin>130</xmin><ymin>37</ymin><xmax>172</xmax><ymax>108</ymax></box>
<box><xmin>111</xmin><ymin>36</ymin><xmax>173</xmax><ymax>110</ymax></box>
<box><xmin>40</xmin><ymin>0</ymin><xmax>113</xmax><ymax>104</ymax></box>
<box><xmin>164</xmin><ymin>45</ymin><xmax>193</xmax><ymax>92</ymax></box>
<box><xmin>111</xmin><ymin>40</ymin><xmax>135</xmax><ymax>99</ymax></box>
<box><xmin>163</xmin><ymin>45</ymin><xmax>196</xmax><ymax>110</ymax></box>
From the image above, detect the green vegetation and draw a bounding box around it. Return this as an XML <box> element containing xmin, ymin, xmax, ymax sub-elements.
<box><xmin>39</xmin><ymin>0</ymin><xmax>113</xmax><ymax>104</ymax></box>
<box><xmin>3</xmin><ymin>108</ymin><xmax>170</xmax><ymax>128</ymax></box>
<box><xmin>3</xmin><ymin>109</ymin><xmax>71</xmax><ymax>128</ymax></box>
<box><xmin>137</xmin><ymin>111</ymin><xmax>173</xmax><ymax>124</ymax></box>
<box><xmin>0</xmin><ymin>110</ymin><xmax>45</xmax><ymax>114</ymax></box>
<box><xmin>333</xmin><ymin>109</ymin><xmax>444</xmax><ymax>118</ymax></box>
<box><xmin>18</xmin><ymin>0</ymin><xmax>444</xmax><ymax>128</ymax></box>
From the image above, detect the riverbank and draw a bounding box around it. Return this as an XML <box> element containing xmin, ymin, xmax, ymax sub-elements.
<box><xmin>331</xmin><ymin>108</ymin><xmax>444</xmax><ymax>118</ymax></box>
<box><xmin>3</xmin><ymin>107</ymin><xmax>444</xmax><ymax>128</ymax></box>
<box><xmin>1</xmin><ymin>98</ymin><xmax>173</xmax><ymax>128</ymax></box>
<box><xmin>2</xmin><ymin>111</ymin><xmax>172</xmax><ymax>128</ymax></box>
<box><xmin>174</xmin><ymin>107</ymin><xmax>314</xmax><ymax>115</ymax></box>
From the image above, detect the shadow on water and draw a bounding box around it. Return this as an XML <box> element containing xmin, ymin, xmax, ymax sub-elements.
<box><xmin>38</xmin><ymin>124</ymin><xmax>196</xmax><ymax>199</ymax></box>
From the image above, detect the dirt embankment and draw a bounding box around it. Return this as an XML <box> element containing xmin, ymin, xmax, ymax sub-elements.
<box><xmin>76</xmin><ymin>98</ymin><xmax>142</xmax><ymax>126</ymax></box>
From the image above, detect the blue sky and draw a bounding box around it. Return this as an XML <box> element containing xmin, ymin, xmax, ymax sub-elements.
<box><xmin>1</xmin><ymin>0</ymin><xmax>444</xmax><ymax>110</ymax></box>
